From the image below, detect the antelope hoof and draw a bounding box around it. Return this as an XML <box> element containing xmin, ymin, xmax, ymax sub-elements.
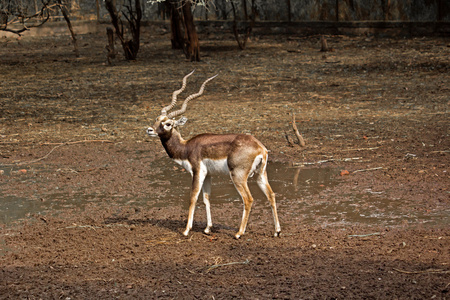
<box><xmin>204</xmin><ymin>227</ymin><xmax>211</xmax><ymax>235</ymax></box>
<box><xmin>234</xmin><ymin>233</ymin><xmax>241</xmax><ymax>239</ymax></box>
<box><xmin>183</xmin><ymin>229</ymin><xmax>190</xmax><ymax>237</ymax></box>
<box><xmin>274</xmin><ymin>231</ymin><xmax>281</xmax><ymax>238</ymax></box>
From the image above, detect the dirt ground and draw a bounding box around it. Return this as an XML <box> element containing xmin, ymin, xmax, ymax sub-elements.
<box><xmin>0</xmin><ymin>25</ymin><xmax>449</xmax><ymax>299</ymax></box>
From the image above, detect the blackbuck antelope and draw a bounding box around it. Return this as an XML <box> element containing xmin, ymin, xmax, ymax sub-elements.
<box><xmin>146</xmin><ymin>71</ymin><xmax>281</xmax><ymax>239</ymax></box>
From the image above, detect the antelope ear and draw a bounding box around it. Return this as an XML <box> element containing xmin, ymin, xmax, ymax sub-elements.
<box><xmin>175</xmin><ymin>116</ymin><xmax>188</xmax><ymax>127</ymax></box>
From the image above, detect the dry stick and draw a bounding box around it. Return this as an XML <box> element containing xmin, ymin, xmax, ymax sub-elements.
<box><xmin>393</xmin><ymin>268</ymin><xmax>450</xmax><ymax>274</ymax></box>
<box><xmin>292</xmin><ymin>157</ymin><xmax>362</xmax><ymax>166</ymax></box>
<box><xmin>339</xmin><ymin>147</ymin><xmax>380</xmax><ymax>152</ymax></box>
<box><xmin>206</xmin><ymin>259</ymin><xmax>250</xmax><ymax>273</ymax></box>
<box><xmin>1</xmin><ymin>140</ymin><xmax>113</xmax><ymax>166</ymax></box>
<box><xmin>430</xmin><ymin>150</ymin><xmax>450</xmax><ymax>154</ymax></box>
<box><xmin>62</xmin><ymin>225</ymin><xmax>101</xmax><ymax>230</ymax></box>
<box><xmin>292</xmin><ymin>113</ymin><xmax>306</xmax><ymax>147</ymax></box>
<box><xmin>348</xmin><ymin>232</ymin><xmax>381</xmax><ymax>238</ymax></box>
<box><xmin>293</xmin><ymin>167</ymin><xmax>301</xmax><ymax>191</ymax></box>
<box><xmin>352</xmin><ymin>167</ymin><xmax>383</xmax><ymax>173</ymax></box>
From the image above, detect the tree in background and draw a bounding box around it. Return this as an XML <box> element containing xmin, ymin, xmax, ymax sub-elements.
<box><xmin>105</xmin><ymin>0</ymin><xmax>142</xmax><ymax>61</ymax></box>
<box><xmin>57</xmin><ymin>0</ymin><xmax>79</xmax><ymax>57</ymax></box>
<box><xmin>1</xmin><ymin>0</ymin><xmax>78</xmax><ymax>56</ymax></box>
<box><xmin>0</xmin><ymin>0</ymin><xmax>54</xmax><ymax>35</ymax></box>
<box><xmin>180</xmin><ymin>0</ymin><xmax>200</xmax><ymax>61</ymax></box>
<box><xmin>164</xmin><ymin>0</ymin><xmax>201</xmax><ymax>61</ymax></box>
<box><xmin>230</xmin><ymin>0</ymin><xmax>257</xmax><ymax>50</ymax></box>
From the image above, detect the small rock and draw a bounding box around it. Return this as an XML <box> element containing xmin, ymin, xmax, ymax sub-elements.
<box><xmin>340</xmin><ymin>170</ymin><xmax>350</xmax><ymax>176</ymax></box>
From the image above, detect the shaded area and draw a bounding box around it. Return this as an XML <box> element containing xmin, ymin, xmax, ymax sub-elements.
<box><xmin>1</xmin><ymin>218</ymin><xmax>448</xmax><ymax>299</ymax></box>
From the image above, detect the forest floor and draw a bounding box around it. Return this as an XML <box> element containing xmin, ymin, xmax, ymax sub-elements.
<box><xmin>0</xmin><ymin>26</ymin><xmax>449</xmax><ymax>299</ymax></box>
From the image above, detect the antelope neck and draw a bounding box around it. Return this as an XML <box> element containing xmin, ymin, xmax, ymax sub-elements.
<box><xmin>159</xmin><ymin>129</ymin><xmax>187</xmax><ymax>160</ymax></box>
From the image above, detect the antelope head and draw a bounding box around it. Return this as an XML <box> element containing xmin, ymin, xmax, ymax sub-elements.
<box><xmin>147</xmin><ymin>71</ymin><xmax>218</xmax><ymax>140</ymax></box>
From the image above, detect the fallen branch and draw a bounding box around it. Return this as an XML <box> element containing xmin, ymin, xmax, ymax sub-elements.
<box><xmin>348</xmin><ymin>232</ymin><xmax>381</xmax><ymax>238</ymax></box>
<box><xmin>206</xmin><ymin>259</ymin><xmax>250</xmax><ymax>273</ymax></box>
<box><xmin>60</xmin><ymin>225</ymin><xmax>101</xmax><ymax>230</ymax></box>
<box><xmin>393</xmin><ymin>268</ymin><xmax>450</xmax><ymax>274</ymax></box>
<box><xmin>352</xmin><ymin>167</ymin><xmax>384</xmax><ymax>173</ymax></box>
<box><xmin>339</xmin><ymin>147</ymin><xmax>379</xmax><ymax>152</ymax></box>
<box><xmin>41</xmin><ymin>140</ymin><xmax>114</xmax><ymax>146</ymax></box>
<box><xmin>430</xmin><ymin>150</ymin><xmax>450</xmax><ymax>154</ymax></box>
<box><xmin>0</xmin><ymin>140</ymin><xmax>114</xmax><ymax>166</ymax></box>
<box><xmin>292</xmin><ymin>157</ymin><xmax>362</xmax><ymax>166</ymax></box>
<box><xmin>145</xmin><ymin>232</ymin><xmax>181</xmax><ymax>245</ymax></box>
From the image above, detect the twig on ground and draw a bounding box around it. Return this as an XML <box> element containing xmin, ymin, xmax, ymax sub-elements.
<box><xmin>1</xmin><ymin>140</ymin><xmax>114</xmax><ymax>166</ymax></box>
<box><xmin>185</xmin><ymin>268</ymin><xmax>197</xmax><ymax>275</ymax></box>
<box><xmin>60</xmin><ymin>225</ymin><xmax>101</xmax><ymax>230</ymax></box>
<box><xmin>292</xmin><ymin>157</ymin><xmax>362</xmax><ymax>166</ymax></box>
<box><xmin>145</xmin><ymin>232</ymin><xmax>181</xmax><ymax>245</ymax></box>
<box><xmin>424</xmin><ymin>236</ymin><xmax>446</xmax><ymax>240</ymax></box>
<box><xmin>393</xmin><ymin>268</ymin><xmax>450</xmax><ymax>274</ymax></box>
<box><xmin>41</xmin><ymin>140</ymin><xmax>114</xmax><ymax>146</ymax></box>
<box><xmin>339</xmin><ymin>147</ymin><xmax>379</xmax><ymax>152</ymax></box>
<box><xmin>352</xmin><ymin>167</ymin><xmax>384</xmax><ymax>173</ymax></box>
<box><xmin>348</xmin><ymin>232</ymin><xmax>381</xmax><ymax>238</ymax></box>
<box><xmin>205</xmin><ymin>259</ymin><xmax>250</xmax><ymax>273</ymax></box>
<box><xmin>430</xmin><ymin>150</ymin><xmax>450</xmax><ymax>154</ymax></box>
<box><xmin>188</xmin><ymin>233</ymin><xmax>197</xmax><ymax>242</ymax></box>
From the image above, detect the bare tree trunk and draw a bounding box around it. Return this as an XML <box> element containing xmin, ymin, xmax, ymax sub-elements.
<box><xmin>335</xmin><ymin>0</ymin><xmax>339</xmax><ymax>21</ymax></box>
<box><xmin>58</xmin><ymin>0</ymin><xmax>79</xmax><ymax>57</ymax></box>
<box><xmin>96</xmin><ymin>0</ymin><xmax>100</xmax><ymax>22</ymax></box>
<box><xmin>106</xmin><ymin>27</ymin><xmax>116</xmax><ymax>64</ymax></box>
<box><xmin>169</xmin><ymin>1</ymin><xmax>184</xmax><ymax>49</ymax></box>
<box><xmin>127</xmin><ymin>0</ymin><xmax>142</xmax><ymax>59</ymax></box>
<box><xmin>219</xmin><ymin>0</ymin><xmax>228</xmax><ymax>20</ymax></box>
<box><xmin>181</xmin><ymin>0</ymin><xmax>200</xmax><ymax>61</ymax></box>
<box><xmin>381</xmin><ymin>0</ymin><xmax>391</xmax><ymax>21</ymax></box>
<box><xmin>286</xmin><ymin>0</ymin><xmax>291</xmax><ymax>22</ymax></box>
<box><xmin>437</xmin><ymin>0</ymin><xmax>444</xmax><ymax>21</ymax></box>
<box><xmin>104</xmin><ymin>0</ymin><xmax>142</xmax><ymax>60</ymax></box>
<box><xmin>231</xmin><ymin>0</ymin><xmax>255</xmax><ymax>50</ymax></box>
<box><xmin>242</xmin><ymin>0</ymin><xmax>248</xmax><ymax>20</ymax></box>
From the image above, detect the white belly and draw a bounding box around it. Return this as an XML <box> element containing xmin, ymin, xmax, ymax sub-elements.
<box><xmin>173</xmin><ymin>158</ymin><xmax>229</xmax><ymax>176</ymax></box>
<box><xmin>202</xmin><ymin>158</ymin><xmax>229</xmax><ymax>175</ymax></box>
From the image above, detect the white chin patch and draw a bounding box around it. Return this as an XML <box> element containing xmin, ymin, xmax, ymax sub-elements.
<box><xmin>147</xmin><ymin>128</ymin><xmax>157</xmax><ymax>137</ymax></box>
